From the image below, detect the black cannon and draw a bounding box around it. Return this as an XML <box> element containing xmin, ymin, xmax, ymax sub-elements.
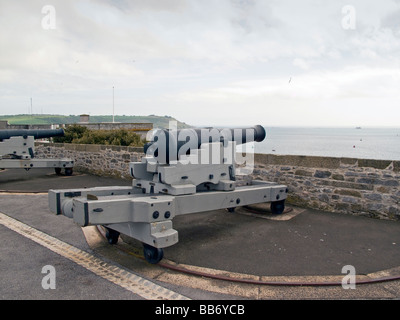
<box><xmin>0</xmin><ymin>128</ymin><xmax>73</xmax><ymax>175</ymax></box>
<box><xmin>0</xmin><ymin>128</ymin><xmax>64</xmax><ymax>141</ymax></box>
<box><xmin>144</xmin><ymin>125</ymin><xmax>266</xmax><ymax>164</ymax></box>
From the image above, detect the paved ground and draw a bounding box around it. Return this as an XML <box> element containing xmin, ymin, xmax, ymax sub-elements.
<box><xmin>1</xmin><ymin>167</ymin><xmax>400</xmax><ymax>300</ymax></box>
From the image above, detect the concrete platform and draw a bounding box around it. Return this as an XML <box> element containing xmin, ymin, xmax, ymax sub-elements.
<box><xmin>1</xmin><ymin>167</ymin><xmax>400</xmax><ymax>300</ymax></box>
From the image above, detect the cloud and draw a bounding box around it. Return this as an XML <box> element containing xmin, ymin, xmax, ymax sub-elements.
<box><xmin>0</xmin><ymin>0</ymin><xmax>400</xmax><ymax>127</ymax></box>
<box><xmin>160</xmin><ymin>64</ymin><xmax>400</xmax><ymax>126</ymax></box>
<box><xmin>292</xmin><ymin>58</ymin><xmax>310</xmax><ymax>70</ymax></box>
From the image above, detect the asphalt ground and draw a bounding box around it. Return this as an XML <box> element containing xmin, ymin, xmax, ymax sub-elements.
<box><xmin>1</xmin><ymin>167</ymin><xmax>400</xmax><ymax>301</ymax></box>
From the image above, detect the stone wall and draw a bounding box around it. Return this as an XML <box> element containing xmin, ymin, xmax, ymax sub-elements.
<box><xmin>251</xmin><ymin>154</ymin><xmax>400</xmax><ymax>220</ymax></box>
<box><xmin>70</xmin><ymin>122</ymin><xmax>153</xmax><ymax>139</ymax></box>
<box><xmin>0</xmin><ymin>120</ymin><xmax>56</xmax><ymax>130</ymax></box>
<box><xmin>35</xmin><ymin>142</ymin><xmax>143</xmax><ymax>180</ymax></box>
<box><xmin>35</xmin><ymin>143</ymin><xmax>400</xmax><ymax>220</ymax></box>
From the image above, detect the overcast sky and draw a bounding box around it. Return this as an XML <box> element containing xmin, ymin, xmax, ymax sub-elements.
<box><xmin>1</xmin><ymin>0</ymin><xmax>400</xmax><ymax>127</ymax></box>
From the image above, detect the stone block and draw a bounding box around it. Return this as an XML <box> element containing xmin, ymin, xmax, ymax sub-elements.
<box><xmin>340</xmin><ymin>157</ymin><xmax>358</xmax><ymax>166</ymax></box>
<box><xmin>358</xmin><ymin>159</ymin><xmax>392</xmax><ymax>170</ymax></box>
<box><xmin>319</xmin><ymin>180</ymin><xmax>374</xmax><ymax>191</ymax></box>
<box><xmin>295</xmin><ymin>169</ymin><xmax>313</xmax><ymax>177</ymax></box>
<box><xmin>286</xmin><ymin>194</ymin><xmax>309</xmax><ymax>207</ymax></box>
<box><xmin>367</xmin><ymin>203</ymin><xmax>383</xmax><ymax>211</ymax></box>
<box><xmin>314</xmin><ymin>170</ymin><xmax>332</xmax><ymax>178</ymax></box>
<box><xmin>382</xmin><ymin>180</ymin><xmax>399</xmax><ymax>187</ymax></box>
<box><xmin>376</xmin><ymin>186</ymin><xmax>390</xmax><ymax>193</ymax></box>
<box><xmin>318</xmin><ymin>194</ymin><xmax>329</xmax><ymax>202</ymax></box>
<box><xmin>128</xmin><ymin>147</ymin><xmax>144</xmax><ymax>153</ymax></box>
<box><xmin>334</xmin><ymin>189</ymin><xmax>362</xmax><ymax>198</ymax></box>
<box><xmin>64</xmin><ymin>144</ymin><xmax>78</xmax><ymax>151</ymax></box>
<box><xmin>332</xmin><ymin>174</ymin><xmax>344</xmax><ymax>180</ymax></box>
<box><xmin>342</xmin><ymin>197</ymin><xmax>358</xmax><ymax>204</ymax></box>
<box><xmin>85</xmin><ymin>144</ymin><xmax>101</xmax><ymax>152</ymax></box>
<box><xmin>254</xmin><ymin>154</ymin><xmax>341</xmax><ymax>169</ymax></box>
<box><xmin>357</xmin><ymin>178</ymin><xmax>383</xmax><ymax>185</ymax></box>
<box><xmin>364</xmin><ymin>193</ymin><xmax>383</xmax><ymax>201</ymax></box>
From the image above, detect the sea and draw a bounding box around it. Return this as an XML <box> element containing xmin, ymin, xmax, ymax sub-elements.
<box><xmin>249</xmin><ymin>127</ymin><xmax>400</xmax><ymax>161</ymax></box>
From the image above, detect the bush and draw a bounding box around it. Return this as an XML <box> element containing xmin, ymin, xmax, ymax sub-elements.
<box><xmin>53</xmin><ymin>125</ymin><xmax>145</xmax><ymax>147</ymax></box>
<box><xmin>53</xmin><ymin>124</ymin><xmax>89</xmax><ymax>143</ymax></box>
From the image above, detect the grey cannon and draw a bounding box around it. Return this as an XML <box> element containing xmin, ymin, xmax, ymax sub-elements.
<box><xmin>48</xmin><ymin>125</ymin><xmax>288</xmax><ymax>264</ymax></box>
<box><xmin>0</xmin><ymin>128</ymin><xmax>74</xmax><ymax>175</ymax></box>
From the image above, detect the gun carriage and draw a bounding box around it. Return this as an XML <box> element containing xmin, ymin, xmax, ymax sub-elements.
<box><xmin>0</xmin><ymin>128</ymin><xmax>74</xmax><ymax>175</ymax></box>
<box><xmin>48</xmin><ymin>125</ymin><xmax>288</xmax><ymax>264</ymax></box>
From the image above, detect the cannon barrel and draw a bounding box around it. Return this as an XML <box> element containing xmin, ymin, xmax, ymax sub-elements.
<box><xmin>190</xmin><ymin>125</ymin><xmax>266</xmax><ymax>145</ymax></box>
<box><xmin>144</xmin><ymin>125</ymin><xmax>266</xmax><ymax>163</ymax></box>
<box><xmin>0</xmin><ymin>128</ymin><xmax>64</xmax><ymax>141</ymax></box>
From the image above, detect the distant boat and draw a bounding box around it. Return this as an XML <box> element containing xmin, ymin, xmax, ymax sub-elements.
<box><xmin>355</xmin><ymin>127</ymin><xmax>362</xmax><ymax>129</ymax></box>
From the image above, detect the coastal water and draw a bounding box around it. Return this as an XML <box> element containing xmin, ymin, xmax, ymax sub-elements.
<box><xmin>250</xmin><ymin>127</ymin><xmax>400</xmax><ymax>161</ymax></box>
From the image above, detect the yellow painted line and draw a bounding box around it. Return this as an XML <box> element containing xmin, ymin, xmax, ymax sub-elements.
<box><xmin>0</xmin><ymin>211</ymin><xmax>189</xmax><ymax>300</ymax></box>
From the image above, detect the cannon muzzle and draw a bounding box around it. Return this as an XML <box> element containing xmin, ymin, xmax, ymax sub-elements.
<box><xmin>0</xmin><ymin>128</ymin><xmax>64</xmax><ymax>141</ymax></box>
